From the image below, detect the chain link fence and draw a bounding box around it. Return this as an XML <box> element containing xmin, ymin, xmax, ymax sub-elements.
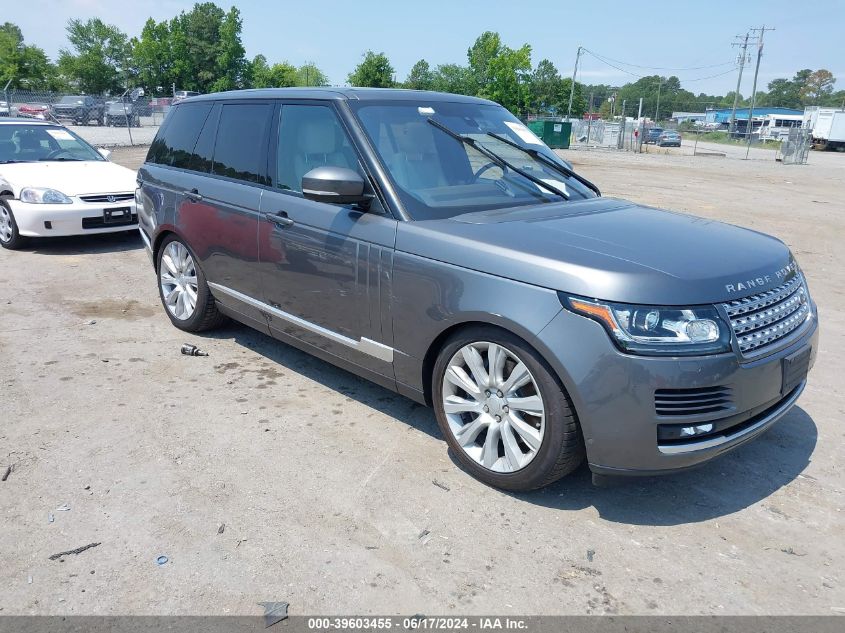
<box><xmin>2</xmin><ymin>89</ymin><xmax>168</xmax><ymax>146</ymax></box>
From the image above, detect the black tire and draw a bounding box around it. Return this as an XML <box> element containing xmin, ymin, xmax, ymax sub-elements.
<box><xmin>432</xmin><ymin>326</ymin><xmax>585</xmax><ymax>491</ymax></box>
<box><xmin>155</xmin><ymin>235</ymin><xmax>228</xmax><ymax>332</ymax></box>
<box><xmin>0</xmin><ymin>195</ymin><xmax>27</xmax><ymax>250</ymax></box>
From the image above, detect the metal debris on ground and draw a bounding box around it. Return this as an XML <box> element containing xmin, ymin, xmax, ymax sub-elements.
<box><xmin>48</xmin><ymin>513</ymin><xmax>54</xmax><ymax>523</ymax></box>
<box><xmin>56</xmin><ymin>503</ymin><xmax>70</xmax><ymax>512</ymax></box>
<box><xmin>181</xmin><ymin>344</ymin><xmax>208</xmax><ymax>357</ymax></box>
<box><xmin>156</xmin><ymin>555</ymin><xmax>169</xmax><ymax>566</ymax></box>
<box><xmin>432</xmin><ymin>479</ymin><xmax>450</xmax><ymax>491</ymax></box>
<box><xmin>85</xmin><ymin>320</ymin><xmax>97</xmax><ymax>325</ymax></box>
<box><xmin>258</xmin><ymin>601</ymin><xmax>289</xmax><ymax>628</ymax></box>
<box><xmin>49</xmin><ymin>542</ymin><xmax>101</xmax><ymax>560</ymax></box>
<box><xmin>1</xmin><ymin>465</ymin><xmax>11</xmax><ymax>482</ymax></box>
<box><xmin>217</xmin><ymin>523</ymin><xmax>225</xmax><ymax>534</ymax></box>
<box><xmin>587</xmin><ymin>549</ymin><xmax>596</xmax><ymax>562</ymax></box>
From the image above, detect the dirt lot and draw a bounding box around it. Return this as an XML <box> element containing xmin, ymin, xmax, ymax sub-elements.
<box><xmin>1</xmin><ymin>145</ymin><xmax>843</xmax><ymax>616</ymax></box>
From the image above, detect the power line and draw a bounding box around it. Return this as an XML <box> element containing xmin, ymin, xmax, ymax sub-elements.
<box><xmin>581</xmin><ymin>49</ymin><xmax>737</xmax><ymax>83</ymax></box>
<box><xmin>582</xmin><ymin>49</ymin><xmax>735</xmax><ymax>72</ymax></box>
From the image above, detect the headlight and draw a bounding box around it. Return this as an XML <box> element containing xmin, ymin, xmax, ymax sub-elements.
<box><xmin>561</xmin><ymin>294</ymin><xmax>732</xmax><ymax>356</ymax></box>
<box><xmin>20</xmin><ymin>187</ymin><xmax>73</xmax><ymax>204</ymax></box>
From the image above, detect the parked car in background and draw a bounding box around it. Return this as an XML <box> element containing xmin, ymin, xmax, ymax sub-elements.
<box><xmin>0</xmin><ymin>119</ymin><xmax>137</xmax><ymax>249</ymax></box>
<box><xmin>17</xmin><ymin>103</ymin><xmax>51</xmax><ymax>120</ymax></box>
<box><xmin>172</xmin><ymin>90</ymin><xmax>200</xmax><ymax>104</ymax></box>
<box><xmin>105</xmin><ymin>98</ymin><xmax>142</xmax><ymax>127</ymax></box>
<box><xmin>0</xmin><ymin>101</ymin><xmax>10</xmax><ymax>117</ymax></box>
<box><xmin>52</xmin><ymin>95</ymin><xmax>104</xmax><ymax>126</ymax></box>
<box><xmin>657</xmin><ymin>130</ymin><xmax>682</xmax><ymax>147</ymax></box>
<box><xmin>137</xmin><ymin>88</ymin><xmax>817</xmax><ymax>491</ymax></box>
<box><xmin>644</xmin><ymin>127</ymin><xmax>663</xmax><ymax>144</ymax></box>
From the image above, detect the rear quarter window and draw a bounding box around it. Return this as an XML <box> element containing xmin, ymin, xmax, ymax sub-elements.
<box><xmin>146</xmin><ymin>102</ymin><xmax>213</xmax><ymax>168</ymax></box>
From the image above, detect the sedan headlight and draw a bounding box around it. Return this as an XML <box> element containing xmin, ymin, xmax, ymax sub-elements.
<box><xmin>562</xmin><ymin>294</ymin><xmax>732</xmax><ymax>356</ymax></box>
<box><xmin>20</xmin><ymin>187</ymin><xmax>73</xmax><ymax>204</ymax></box>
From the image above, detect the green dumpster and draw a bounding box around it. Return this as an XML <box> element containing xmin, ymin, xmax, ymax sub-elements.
<box><xmin>527</xmin><ymin>120</ymin><xmax>571</xmax><ymax>149</ymax></box>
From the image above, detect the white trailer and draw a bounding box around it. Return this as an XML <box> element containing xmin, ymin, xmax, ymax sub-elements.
<box><xmin>803</xmin><ymin>106</ymin><xmax>845</xmax><ymax>150</ymax></box>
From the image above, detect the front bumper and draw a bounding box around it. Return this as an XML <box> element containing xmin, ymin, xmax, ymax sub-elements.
<box><xmin>9</xmin><ymin>198</ymin><xmax>138</xmax><ymax>237</ymax></box>
<box><xmin>536</xmin><ymin>303</ymin><xmax>818</xmax><ymax>475</ymax></box>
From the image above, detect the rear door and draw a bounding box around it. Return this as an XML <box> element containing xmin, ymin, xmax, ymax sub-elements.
<box><xmin>257</xmin><ymin>101</ymin><xmax>398</xmax><ymax>378</ymax></box>
<box><xmin>187</xmin><ymin>100</ymin><xmax>274</xmax><ymax>329</ymax></box>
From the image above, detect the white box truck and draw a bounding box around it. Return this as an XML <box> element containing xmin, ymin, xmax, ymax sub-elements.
<box><xmin>803</xmin><ymin>106</ymin><xmax>845</xmax><ymax>150</ymax></box>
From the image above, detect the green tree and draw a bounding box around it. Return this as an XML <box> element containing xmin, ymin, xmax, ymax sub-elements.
<box><xmin>485</xmin><ymin>43</ymin><xmax>531</xmax><ymax>113</ymax></box>
<box><xmin>211</xmin><ymin>6</ymin><xmax>247</xmax><ymax>91</ymax></box>
<box><xmin>295</xmin><ymin>62</ymin><xmax>328</xmax><ymax>87</ymax></box>
<box><xmin>0</xmin><ymin>22</ymin><xmax>62</xmax><ymax>91</ymax></box>
<box><xmin>131</xmin><ymin>18</ymin><xmax>174</xmax><ymax>93</ymax></box>
<box><xmin>800</xmin><ymin>69</ymin><xmax>836</xmax><ymax>105</ymax></box>
<box><xmin>467</xmin><ymin>31</ymin><xmax>502</xmax><ymax>94</ymax></box>
<box><xmin>764</xmin><ymin>69</ymin><xmax>811</xmax><ymax>108</ymax></box>
<box><xmin>348</xmin><ymin>51</ymin><xmax>395</xmax><ymax>87</ymax></box>
<box><xmin>527</xmin><ymin>59</ymin><xmax>560</xmax><ymax>113</ymax></box>
<box><xmin>249</xmin><ymin>55</ymin><xmax>297</xmax><ymax>88</ymax></box>
<box><xmin>57</xmin><ymin>18</ymin><xmax>132</xmax><ymax>93</ymax></box>
<box><xmin>430</xmin><ymin>64</ymin><xmax>474</xmax><ymax>95</ymax></box>
<box><xmin>405</xmin><ymin>59</ymin><xmax>434</xmax><ymax>90</ymax></box>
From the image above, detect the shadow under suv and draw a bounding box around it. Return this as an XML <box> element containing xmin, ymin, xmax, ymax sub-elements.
<box><xmin>136</xmin><ymin>88</ymin><xmax>818</xmax><ymax>491</ymax></box>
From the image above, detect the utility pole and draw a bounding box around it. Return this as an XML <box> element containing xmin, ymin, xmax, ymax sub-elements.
<box><xmin>745</xmin><ymin>25</ymin><xmax>775</xmax><ymax>159</ymax></box>
<box><xmin>655</xmin><ymin>77</ymin><xmax>663</xmax><ymax>121</ymax></box>
<box><xmin>729</xmin><ymin>32</ymin><xmax>750</xmax><ymax>135</ymax></box>
<box><xmin>566</xmin><ymin>46</ymin><xmax>582</xmax><ymax>121</ymax></box>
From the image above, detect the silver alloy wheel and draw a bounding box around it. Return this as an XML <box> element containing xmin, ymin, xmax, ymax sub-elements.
<box><xmin>159</xmin><ymin>241</ymin><xmax>199</xmax><ymax>320</ymax></box>
<box><xmin>0</xmin><ymin>205</ymin><xmax>12</xmax><ymax>243</ymax></box>
<box><xmin>441</xmin><ymin>341</ymin><xmax>546</xmax><ymax>473</ymax></box>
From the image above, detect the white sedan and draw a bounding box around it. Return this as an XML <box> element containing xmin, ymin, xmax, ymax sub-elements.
<box><xmin>0</xmin><ymin>119</ymin><xmax>138</xmax><ymax>249</ymax></box>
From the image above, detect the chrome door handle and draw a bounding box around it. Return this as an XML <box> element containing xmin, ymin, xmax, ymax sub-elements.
<box><xmin>265</xmin><ymin>211</ymin><xmax>294</xmax><ymax>228</ymax></box>
<box><xmin>185</xmin><ymin>188</ymin><xmax>203</xmax><ymax>202</ymax></box>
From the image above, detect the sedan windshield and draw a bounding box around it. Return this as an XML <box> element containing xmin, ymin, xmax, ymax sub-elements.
<box><xmin>352</xmin><ymin>101</ymin><xmax>596</xmax><ymax>220</ymax></box>
<box><xmin>0</xmin><ymin>124</ymin><xmax>105</xmax><ymax>163</ymax></box>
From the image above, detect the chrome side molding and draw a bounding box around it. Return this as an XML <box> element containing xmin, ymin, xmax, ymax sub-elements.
<box><xmin>208</xmin><ymin>282</ymin><xmax>394</xmax><ymax>363</ymax></box>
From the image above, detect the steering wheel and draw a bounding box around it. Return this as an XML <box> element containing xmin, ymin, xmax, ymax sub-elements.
<box><xmin>473</xmin><ymin>161</ymin><xmax>505</xmax><ymax>181</ymax></box>
<box><xmin>45</xmin><ymin>149</ymin><xmax>74</xmax><ymax>160</ymax></box>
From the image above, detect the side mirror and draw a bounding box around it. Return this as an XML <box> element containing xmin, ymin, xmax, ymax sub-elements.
<box><xmin>98</xmin><ymin>147</ymin><xmax>112</xmax><ymax>160</ymax></box>
<box><xmin>302</xmin><ymin>166</ymin><xmax>369</xmax><ymax>206</ymax></box>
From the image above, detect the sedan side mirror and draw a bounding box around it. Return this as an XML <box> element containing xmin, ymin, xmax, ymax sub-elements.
<box><xmin>97</xmin><ymin>147</ymin><xmax>112</xmax><ymax>160</ymax></box>
<box><xmin>302</xmin><ymin>166</ymin><xmax>370</xmax><ymax>206</ymax></box>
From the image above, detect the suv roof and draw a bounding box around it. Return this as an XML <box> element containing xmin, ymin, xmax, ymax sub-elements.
<box><xmin>184</xmin><ymin>87</ymin><xmax>495</xmax><ymax>106</ymax></box>
<box><xmin>0</xmin><ymin>118</ymin><xmax>53</xmax><ymax>126</ymax></box>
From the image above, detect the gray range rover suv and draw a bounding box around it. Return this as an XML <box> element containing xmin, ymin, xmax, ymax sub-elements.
<box><xmin>137</xmin><ymin>88</ymin><xmax>818</xmax><ymax>490</ymax></box>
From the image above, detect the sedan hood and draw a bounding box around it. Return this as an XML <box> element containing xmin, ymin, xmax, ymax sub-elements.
<box><xmin>395</xmin><ymin>198</ymin><xmax>795</xmax><ymax>305</ymax></box>
<box><xmin>1</xmin><ymin>161</ymin><xmax>137</xmax><ymax>197</ymax></box>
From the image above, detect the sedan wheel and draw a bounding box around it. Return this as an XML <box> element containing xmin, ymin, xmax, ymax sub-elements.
<box><xmin>0</xmin><ymin>205</ymin><xmax>13</xmax><ymax>243</ymax></box>
<box><xmin>441</xmin><ymin>341</ymin><xmax>545</xmax><ymax>473</ymax></box>
<box><xmin>159</xmin><ymin>241</ymin><xmax>199</xmax><ymax>320</ymax></box>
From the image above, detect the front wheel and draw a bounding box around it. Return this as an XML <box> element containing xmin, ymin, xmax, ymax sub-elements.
<box><xmin>432</xmin><ymin>326</ymin><xmax>584</xmax><ymax>491</ymax></box>
<box><xmin>156</xmin><ymin>235</ymin><xmax>227</xmax><ymax>332</ymax></box>
<box><xmin>0</xmin><ymin>195</ymin><xmax>27</xmax><ymax>250</ymax></box>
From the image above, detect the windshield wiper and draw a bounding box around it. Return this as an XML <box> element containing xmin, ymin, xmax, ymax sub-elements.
<box><xmin>486</xmin><ymin>132</ymin><xmax>601</xmax><ymax>196</ymax></box>
<box><xmin>38</xmin><ymin>157</ymin><xmax>82</xmax><ymax>161</ymax></box>
<box><xmin>427</xmin><ymin>118</ymin><xmax>568</xmax><ymax>200</ymax></box>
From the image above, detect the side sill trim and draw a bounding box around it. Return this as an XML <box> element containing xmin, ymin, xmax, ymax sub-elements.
<box><xmin>207</xmin><ymin>281</ymin><xmax>394</xmax><ymax>363</ymax></box>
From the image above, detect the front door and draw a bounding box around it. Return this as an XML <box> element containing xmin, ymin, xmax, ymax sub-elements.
<box><xmin>258</xmin><ymin>102</ymin><xmax>397</xmax><ymax>377</ymax></box>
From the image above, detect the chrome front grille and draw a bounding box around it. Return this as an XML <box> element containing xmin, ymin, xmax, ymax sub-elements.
<box><xmin>722</xmin><ymin>274</ymin><xmax>811</xmax><ymax>355</ymax></box>
<box><xmin>79</xmin><ymin>193</ymin><xmax>134</xmax><ymax>203</ymax></box>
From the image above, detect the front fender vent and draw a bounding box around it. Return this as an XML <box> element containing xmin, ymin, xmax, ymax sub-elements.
<box><xmin>654</xmin><ymin>386</ymin><xmax>734</xmax><ymax>417</ymax></box>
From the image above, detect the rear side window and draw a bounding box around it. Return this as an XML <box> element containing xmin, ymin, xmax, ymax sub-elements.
<box><xmin>146</xmin><ymin>103</ymin><xmax>212</xmax><ymax>168</ymax></box>
<box><xmin>212</xmin><ymin>103</ymin><xmax>272</xmax><ymax>184</ymax></box>
<box><xmin>186</xmin><ymin>103</ymin><xmax>220</xmax><ymax>173</ymax></box>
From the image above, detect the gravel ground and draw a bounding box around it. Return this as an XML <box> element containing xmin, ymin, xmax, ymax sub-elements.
<box><xmin>1</xmin><ymin>145</ymin><xmax>843</xmax><ymax>617</ymax></box>
<box><xmin>67</xmin><ymin>119</ymin><xmax>161</xmax><ymax>147</ymax></box>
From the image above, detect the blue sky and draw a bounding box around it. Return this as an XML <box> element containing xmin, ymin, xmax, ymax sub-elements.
<box><xmin>12</xmin><ymin>0</ymin><xmax>844</xmax><ymax>95</ymax></box>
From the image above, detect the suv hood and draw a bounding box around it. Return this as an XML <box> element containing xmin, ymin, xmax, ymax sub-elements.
<box><xmin>395</xmin><ymin>198</ymin><xmax>795</xmax><ymax>305</ymax></box>
<box><xmin>1</xmin><ymin>161</ymin><xmax>137</xmax><ymax>197</ymax></box>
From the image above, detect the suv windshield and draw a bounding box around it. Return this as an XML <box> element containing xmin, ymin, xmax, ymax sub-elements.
<box><xmin>352</xmin><ymin>101</ymin><xmax>596</xmax><ymax>220</ymax></box>
<box><xmin>0</xmin><ymin>124</ymin><xmax>104</xmax><ymax>163</ymax></box>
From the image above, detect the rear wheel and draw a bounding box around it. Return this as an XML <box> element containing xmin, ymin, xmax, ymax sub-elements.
<box><xmin>156</xmin><ymin>235</ymin><xmax>227</xmax><ymax>332</ymax></box>
<box><xmin>432</xmin><ymin>326</ymin><xmax>584</xmax><ymax>491</ymax></box>
<box><xmin>0</xmin><ymin>195</ymin><xmax>27</xmax><ymax>250</ymax></box>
